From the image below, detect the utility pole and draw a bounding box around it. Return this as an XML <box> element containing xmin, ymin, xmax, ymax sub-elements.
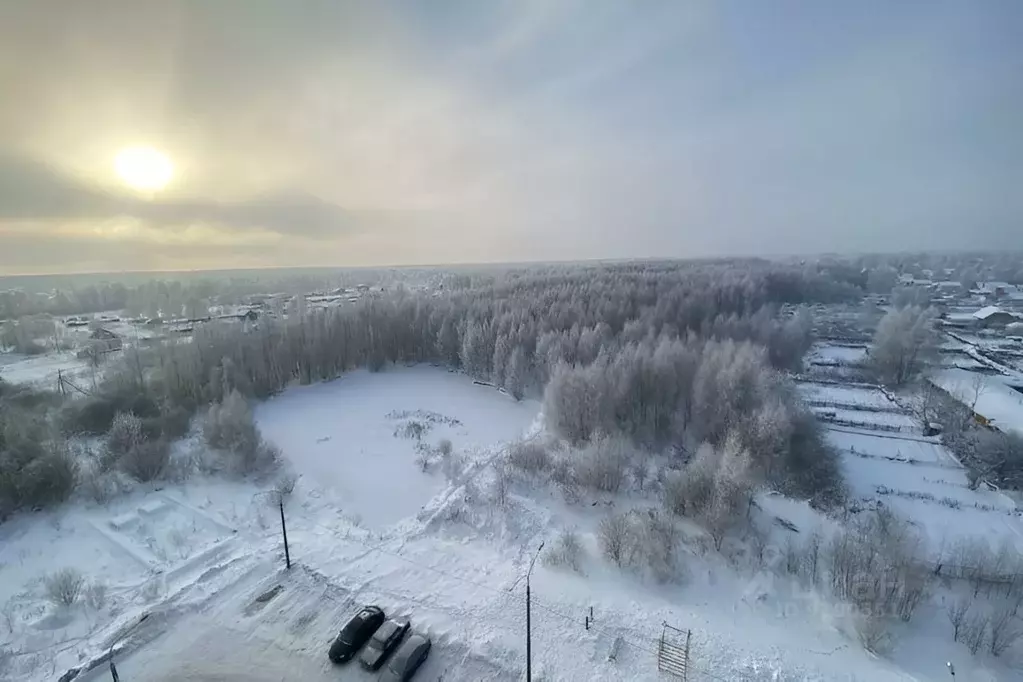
<box><xmin>279</xmin><ymin>496</ymin><xmax>291</xmax><ymax>569</ymax></box>
<box><xmin>526</xmin><ymin>541</ymin><xmax>544</xmax><ymax>682</ymax></box>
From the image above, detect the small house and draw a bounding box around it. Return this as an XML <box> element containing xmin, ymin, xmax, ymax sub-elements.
<box><xmin>972</xmin><ymin>306</ymin><xmax>1020</xmax><ymax>329</ymax></box>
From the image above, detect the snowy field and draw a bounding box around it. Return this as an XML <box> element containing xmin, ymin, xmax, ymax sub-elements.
<box><xmin>0</xmin><ymin>351</ymin><xmax>90</xmax><ymax>388</ymax></box>
<box><xmin>827</xmin><ymin>427</ymin><xmax>1023</xmax><ymax>555</ymax></box>
<box><xmin>813</xmin><ymin>407</ymin><xmax>919</xmax><ymax>432</ymax></box>
<box><xmin>5</xmin><ymin>366</ymin><xmax>1022</xmax><ymax>682</ymax></box>
<box><xmin>808</xmin><ymin>344</ymin><xmax>868</xmax><ymax>365</ymax></box>
<box><xmin>255</xmin><ymin>366</ymin><xmax>540</xmax><ymax>528</ymax></box>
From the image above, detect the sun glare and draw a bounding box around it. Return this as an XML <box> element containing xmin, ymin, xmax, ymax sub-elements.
<box><xmin>114</xmin><ymin>146</ymin><xmax>174</xmax><ymax>192</ymax></box>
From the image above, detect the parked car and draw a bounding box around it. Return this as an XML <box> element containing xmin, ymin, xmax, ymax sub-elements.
<box><xmin>328</xmin><ymin>606</ymin><xmax>385</xmax><ymax>663</ymax></box>
<box><xmin>359</xmin><ymin>618</ymin><xmax>410</xmax><ymax>670</ymax></box>
<box><xmin>381</xmin><ymin>632</ymin><xmax>432</xmax><ymax>681</ymax></box>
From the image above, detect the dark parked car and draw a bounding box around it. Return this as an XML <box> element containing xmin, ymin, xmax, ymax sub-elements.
<box><xmin>328</xmin><ymin>606</ymin><xmax>385</xmax><ymax>663</ymax></box>
<box><xmin>381</xmin><ymin>632</ymin><xmax>432</xmax><ymax>681</ymax></box>
<box><xmin>359</xmin><ymin>618</ymin><xmax>410</xmax><ymax>670</ymax></box>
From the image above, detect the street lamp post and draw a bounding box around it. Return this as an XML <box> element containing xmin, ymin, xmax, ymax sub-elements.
<box><xmin>526</xmin><ymin>541</ymin><xmax>544</xmax><ymax>682</ymax></box>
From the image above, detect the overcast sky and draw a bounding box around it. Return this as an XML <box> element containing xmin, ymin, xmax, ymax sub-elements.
<box><xmin>1</xmin><ymin>1</ymin><xmax>1020</xmax><ymax>274</ymax></box>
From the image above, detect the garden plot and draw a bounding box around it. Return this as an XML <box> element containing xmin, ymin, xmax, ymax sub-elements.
<box><xmin>796</xmin><ymin>381</ymin><xmax>897</xmax><ymax>411</ymax></box>
<box><xmin>830</xmin><ymin>430</ymin><xmax>1023</xmax><ymax>555</ymax></box>
<box><xmin>808</xmin><ymin>344</ymin><xmax>867</xmax><ymax>365</ymax></box>
<box><xmin>813</xmin><ymin>407</ymin><xmax>919</xmax><ymax>432</ymax></box>
<box><xmin>0</xmin><ymin>484</ymin><xmax>241</xmax><ymax>680</ymax></box>
<box><xmin>826</xmin><ymin>428</ymin><xmax>951</xmax><ymax>465</ymax></box>
<box><xmin>255</xmin><ymin>366</ymin><xmax>539</xmax><ymax>529</ymax></box>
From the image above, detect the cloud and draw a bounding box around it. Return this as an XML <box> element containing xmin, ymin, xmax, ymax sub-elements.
<box><xmin>0</xmin><ymin>155</ymin><xmax>355</xmax><ymax>239</ymax></box>
<box><xmin>0</xmin><ymin>0</ymin><xmax>1021</xmax><ymax>274</ymax></box>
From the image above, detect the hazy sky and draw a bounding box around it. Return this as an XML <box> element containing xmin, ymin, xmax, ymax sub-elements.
<box><xmin>1</xmin><ymin>1</ymin><xmax>1020</xmax><ymax>274</ymax></box>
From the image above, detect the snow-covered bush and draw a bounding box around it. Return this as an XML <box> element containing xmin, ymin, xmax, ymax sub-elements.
<box><xmin>203</xmin><ymin>390</ymin><xmax>278</xmax><ymax>474</ymax></box>
<box><xmin>598</xmin><ymin>512</ymin><xmax>639</xmax><ymax>568</ymax></box>
<box><xmin>825</xmin><ymin>508</ymin><xmax>929</xmax><ymax>623</ymax></box>
<box><xmin>106</xmin><ymin>411</ymin><xmax>145</xmax><ymax>457</ymax></box>
<box><xmin>274</xmin><ymin>472</ymin><xmax>297</xmax><ymax>502</ymax></box>
<box><xmin>635</xmin><ymin>509</ymin><xmax>684</xmax><ymax>583</ymax></box>
<box><xmin>415</xmin><ymin>449</ymin><xmax>431</xmax><ymax>472</ymax></box>
<box><xmin>854</xmin><ymin>611</ymin><xmax>893</xmax><ymax>655</ymax></box>
<box><xmin>119</xmin><ymin>439</ymin><xmax>170</xmax><ymax>482</ymax></box>
<box><xmin>0</xmin><ymin>425</ymin><xmax>79</xmax><ymax>517</ymax></box>
<box><xmin>988</xmin><ymin>608</ymin><xmax>1023</xmax><ymax>657</ymax></box>
<box><xmin>437</xmin><ymin>438</ymin><xmax>453</xmax><ymax>457</ymax></box>
<box><xmin>84</xmin><ymin>581</ymin><xmax>107</xmax><ymax>610</ymax></box>
<box><xmin>574</xmin><ymin>434</ymin><xmax>630</xmax><ymax>493</ymax></box>
<box><xmin>550</xmin><ymin>456</ymin><xmax>580</xmax><ymax>504</ymax></box>
<box><xmin>507</xmin><ymin>439</ymin><xmax>551</xmax><ymax>475</ymax></box>
<box><xmin>544</xmin><ymin>528</ymin><xmax>585</xmax><ymax>573</ymax></box>
<box><xmin>960</xmin><ymin>611</ymin><xmax>988</xmax><ymax>655</ymax></box>
<box><xmin>43</xmin><ymin>568</ymin><xmax>85</xmax><ymax>607</ymax></box>
<box><xmin>203</xmin><ymin>390</ymin><xmax>260</xmax><ymax>455</ymax></box>
<box><xmin>491</xmin><ymin>462</ymin><xmax>510</xmax><ymax>506</ymax></box>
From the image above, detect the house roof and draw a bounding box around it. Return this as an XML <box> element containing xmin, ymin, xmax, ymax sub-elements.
<box><xmin>973</xmin><ymin>306</ymin><xmax>1009</xmax><ymax>320</ymax></box>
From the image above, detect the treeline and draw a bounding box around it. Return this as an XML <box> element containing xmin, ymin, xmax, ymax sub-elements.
<box><xmin>136</xmin><ymin>262</ymin><xmax>826</xmax><ymax>407</ymax></box>
<box><xmin>6</xmin><ymin>260</ymin><xmax>852</xmax><ymax>516</ymax></box>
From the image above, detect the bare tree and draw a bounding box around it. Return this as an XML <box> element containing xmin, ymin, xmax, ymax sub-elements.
<box><xmin>945</xmin><ymin>597</ymin><xmax>972</xmax><ymax>642</ymax></box>
<box><xmin>989</xmin><ymin>608</ymin><xmax>1023</xmax><ymax>657</ymax></box>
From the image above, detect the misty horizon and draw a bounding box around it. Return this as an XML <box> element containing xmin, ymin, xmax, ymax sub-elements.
<box><xmin>2</xmin><ymin>1</ymin><xmax>1021</xmax><ymax>275</ymax></box>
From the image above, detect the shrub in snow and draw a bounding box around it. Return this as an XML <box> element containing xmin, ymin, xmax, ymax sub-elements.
<box><xmin>960</xmin><ymin>610</ymin><xmax>988</xmax><ymax>655</ymax></box>
<box><xmin>119</xmin><ymin>438</ymin><xmax>170</xmax><ymax>482</ymax></box>
<box><xmin>437</xmin><ymin>438</ymin><xmax>453</xmax><ymax>457</ymax></box>
<box><xmin>415</xmin><ymin>449</ymin><xmax>431</xmax><ymax>472</ymax></box>
<box><xmin>490</xmin><ymin>461</ymin><xmax>510</xmax><ymax>506</ymax></box>
<box><xmin>635</xmin><ymin>509</ymin><xmax>684</xmax><ymax>583</ymax></box>
<box><xmin>60</xmin><ymin>383</ymin><xmax>160</xmax><ymax>436</ymax></box>
<box><xmin>106</xmin><ymin>411</ymin><xmax>145</xmax><ymax>457</ymax></box>
<box><xmin>549</xmin><ymin>456</ymin><xmax>580</xmax><ymax>504</ymax></box>
<box><xmin>507</xmin><ymin>439</ymin><xmax>551</xmax><ymax>475</ymax></box>
<box><xmin>396</xmin><ymin>420</ymin><xmax>428</xmax><ymax>440</ymax></box>
<box><xmin>43</xmin><ymin>568</ymin><xmax>85</xmax><ymax>607</ymax></box>
<box><xmin>203</xmin><ymin>390</ymin><xmax>260</xmax><ymax>456</ymax></box>
<box><xmin>442</xmin><ymin>451</ymin><xmax>464</xmax><ymax>482</ymax></box>
<box><xmin>824</xmin><ymin>508</ymin><xmax>929</xmax><ymax>624</ymax></box>
<box><xmin>988</xmin><ymin>608</ymin><xmax>1023</xmax><ymax>657</ymax></box>
<box><xmin>854</xmin><ymin>611</ymin><xmax>893</xmax><ymax>655</ymax></box>
<box><xmin>598</xmin><ymin>512</ymin><xmax>639</xmax><ymax>568</ymax></box>
<box><xmin>84</xmin><ymin>581</ymin><xmax>107</xmax><ymax>610</ymax></box>
<box><xmin>945</xmin><ymin>597</ymin><xmax>972</xmax><ymax>642</ymax></box>
<box><xmin>1</xmin><ymin>428</ymin><xmax>79</xmax><ymax>516</ymax></box>
<box><xmin>203</xmin><ymin>390</ymin><xmax>278</xmax><ymax>475</ymax></box>
<box><xmin>80</xmin><ymin>464</ymin><xmax>127</xmax><ymax>504</ymax></box>
<box><xmin>273</xmin><ymin>472</ymin><xmax>298</xmax><ymax>502</ymax></box>
<box><xmin>544</xmin><ymin>528</ymin><xmax>585</xmax><ymax>573</ymax></box>
<box><xmin>574</xmin><ymin>434</ymin><xmax>630</xmax><ymax>493</ymax></box>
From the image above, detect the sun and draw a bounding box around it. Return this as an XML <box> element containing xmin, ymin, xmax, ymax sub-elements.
<box><xmin>114</xmin><ymin>146</ymin><xmax>174</xmax><ymax>192</ymax></box>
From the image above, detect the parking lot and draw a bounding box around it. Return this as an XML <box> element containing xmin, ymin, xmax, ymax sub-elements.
<box><xmin>73</xmin><ymin>560</ymin><xmax>503</xmax><ymax>682</ymax></box>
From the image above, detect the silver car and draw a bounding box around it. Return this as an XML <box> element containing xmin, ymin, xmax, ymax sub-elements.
<box><xmin>381</xmin><ymin>632</ymin><xmax>432</xmax><ymax>681</ymax></box>
<box><xmin>358</xmin><ymin>618</ymin><xmax>409</xmax><ymax>671</ymax></box>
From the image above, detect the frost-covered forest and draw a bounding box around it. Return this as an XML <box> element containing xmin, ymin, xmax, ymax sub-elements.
<box><xmin>0</xmin><ymin>260</ymin><xmax>850</xmax><ymax>515</ymax></box>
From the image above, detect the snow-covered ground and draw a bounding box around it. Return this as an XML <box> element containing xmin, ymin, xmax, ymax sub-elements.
<box><xmin>827</xmin><ymin>427</ymin><xmax>1023</xmax><ymax>555</ymax></box>
<box><xmin>930</xmin><ymin>368</ymin><xmax>1023</xmax><ymax>437</ymax></box>
<box><xmin>255</xmin><ymin>366</ymin><xmax>540</xmax><ymax>528</ymax></box>
<box><xmin>4</xmin><ymin>367</ymin><xmax>1022</xmax><ymax>682</ymax></box>
<box><xmin>797</xmin><ymin>381</ymin><xmax>899</xmax><ymax>412</ymax></box>
<box><xmin>808</xmin><ymin>344</ymin><xmax>868</xmax><ymax>366</ymax></box>
<box><xmin>0</xmin><ymin>351</ymin><xmax>91</xmax><ymax>388</ymax></box>
<box><xmin>813</xmin><ymin>408</ymin><xmax>919</xmax><ymax>432</ymax></box>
